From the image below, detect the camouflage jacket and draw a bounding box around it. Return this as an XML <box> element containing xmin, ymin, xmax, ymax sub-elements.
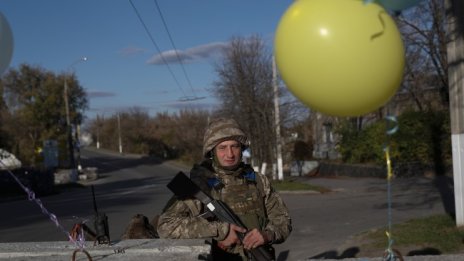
<box><xmin>157</xmin><ymin>160</ymin><xmax>292</xmax><ymax>247</ymax></box>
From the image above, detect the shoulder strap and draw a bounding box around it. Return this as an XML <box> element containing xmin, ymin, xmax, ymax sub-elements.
<box><xmin>243</xmin><ymin>165</ymin><xmax>267</xmax><ymax>198</ymax></box>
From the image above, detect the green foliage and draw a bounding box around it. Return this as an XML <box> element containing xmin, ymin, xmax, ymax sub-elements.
<box><xmin>0</xmin><ymin>64</ymin><xmax>88</xmax><ymax>166</ymax></box>
<box><xmin>336</xmin><ymin>119</ymin><xmax>388</xmax><ymax>165</ymax></box>
<box><xmin>393</xmin><ymin>110</ymin><xmax>451</xmax><ymax>165</ymax></box>
<box><xmin>365</xmin><ymin>215</ymin><xmax>464</xmax><ymax>253</ymax></box>
<box><xmin>336</xmin><ymin>110</ymin><xmax>451</xmax><ymax>166</ymax></box>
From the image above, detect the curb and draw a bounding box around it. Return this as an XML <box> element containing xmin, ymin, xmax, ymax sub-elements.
<box><xmin>278</xmin><ymin>190</ymin><xmax>321</xmax><ymax>194</ymax></box>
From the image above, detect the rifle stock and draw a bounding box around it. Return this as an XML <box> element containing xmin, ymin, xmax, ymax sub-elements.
<box><xmin>167</xmin><ymin>172</ymin><xmax>274</xmax><ymax>261</ymax></box>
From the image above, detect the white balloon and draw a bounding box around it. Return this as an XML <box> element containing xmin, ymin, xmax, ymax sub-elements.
<box><xmin>0</xmin><ymin>12</ymin><xmax>14</xmax><ymax>75</ymax></box>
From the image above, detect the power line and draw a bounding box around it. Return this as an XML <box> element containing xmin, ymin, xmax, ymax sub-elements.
<box><xmin>128</xmin><ymin>0</ymin><xmax>187</xmax><ymax>97</ymax></box>
<box><xmin>153</xmin><ymin>0</ymin><xmax>197</xmax><ymax>97</ymax></box>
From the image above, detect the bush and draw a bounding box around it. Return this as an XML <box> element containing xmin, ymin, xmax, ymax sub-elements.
<box><xmin>336</xmin><ymin>119</ymin><xmax>388</xmax><ymax>165</ymax></box>
<box><xmin>393</xmin><ymin>110</ymin><xmax>451</xmax><ymax>166</ymax></box>
<box><xmin>336</xmin><ymin>110</ymin><xmax>451</xmax><ymax>168</ymax></box>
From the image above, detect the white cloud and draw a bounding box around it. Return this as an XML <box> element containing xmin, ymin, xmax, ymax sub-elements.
<box><xmin>146</xmin><ymin>42</ymin><xmax>229</xmax><ymax>65</ymax></box>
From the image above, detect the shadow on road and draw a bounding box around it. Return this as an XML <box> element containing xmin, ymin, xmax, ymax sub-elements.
<box><xmin>309</xmin><ymin>247</ymin><xmax>360</xmax><ymax>259</ymax></box>
<box><xmin>408</xmin><ymin>247</ymin><xmax>441</xmax><ymax>256</ymax></box>
<box><xmin>309</xmin><ymin>246</ymin><xmax>441</xmax><ymax>259</ymax></box>
<box><xmin>433</xmin><ymin>175</ymin><xmax>455</xmax><ymax>219</ymax></box>
<box><xmin>82</xmin><ymin>155</ymin><xmax>164</xmax><ymax>175</ymax></box>
<box><xmin>0</xmin><ymin>174</ymin><xmax>173</xmax><ymax>231</ymax></box>
<box><xmin>369</xmin><ymin>176</ymin><xmax>454</xmax><ymax>216</ymax></box>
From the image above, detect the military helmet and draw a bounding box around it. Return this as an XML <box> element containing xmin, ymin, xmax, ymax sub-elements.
<box><xmin>202</xmin><ymin>118</ymin><xmax>248</xmax><ymax>157</ymax></box>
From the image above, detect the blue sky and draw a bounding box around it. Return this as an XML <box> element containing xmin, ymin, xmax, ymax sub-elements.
<box><xmin>0</xmin><ymin>0</ymin><xmax>294</xmax><ymax>121</ymax></box>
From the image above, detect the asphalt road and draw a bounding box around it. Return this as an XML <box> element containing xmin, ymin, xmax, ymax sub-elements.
<box><xmin>0</xmin><ymin>148</ymin><xmax>181</xmax><ymax>243</ymax></box>
<box><xmin>0</xmin><ymin>148</ymin><xmax>455</xmax><ymax>260</ymax></box>
<box><xmin>275</xmin><ymin>174</ymin><xmax>454</xmax><ymax>260</ymax></box>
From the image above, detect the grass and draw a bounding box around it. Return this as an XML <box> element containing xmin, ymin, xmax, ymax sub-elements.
<box><xmin>271</xmin><ymin>179</ymin><xmax>331</xmax><ymax>193</ymax></box>
<box><xmin>357</xmin><ymin>214</ymin><xmax>464</xmax><ymax>256</ymax></box>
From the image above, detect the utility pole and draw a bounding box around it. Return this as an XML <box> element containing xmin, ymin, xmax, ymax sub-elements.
<box><xmin>63</xmin><ymin>78</ymin><xmax>75</xmax><ymax>170</ymax></box>
<box><xmin>63</xmin><ymin>57</ymin><xmax>87</xmax><ymax>173</ymax></box>
<box><xmin>96</xmin><ymin>114</ymin><xmax>101</xmax><ymax>149</ymax></box>
<box><xmin>272</xmin><ymin>56</ymin><xmax>284</xmax><ymax>181</ymax></box>
<box><xmin>117</xmin><ymin>113</ymin><xmax>123</xmax><ymax>154</ymax></box>
<box><xmin>76</xmin><ymin>124</ymin><xmax>82</xmax><ymax>172</ymax></box>
<box><xmin>445</xmin><ymin>0</ymin><xmax>464</xmax><ymax>226</ymax></box>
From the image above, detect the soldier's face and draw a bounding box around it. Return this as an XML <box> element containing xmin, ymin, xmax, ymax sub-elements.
<box><xmin>214</xmin><ymin>140</ymin><xmax>241</xmax><ymax>168</ymax></box>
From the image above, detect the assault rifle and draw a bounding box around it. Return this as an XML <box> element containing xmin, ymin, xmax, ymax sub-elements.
<box><xmin>167</xmin><ymin>172</ymin><xmax>274</xmax><ymax>261</ymax></box>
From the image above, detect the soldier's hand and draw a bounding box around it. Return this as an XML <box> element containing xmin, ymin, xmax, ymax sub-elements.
<box><xmin>243</xmin><ymin>229</ymin><xmax>267</xmax><ymax>250</ymax></box>
<box><xmin>219</xmin><ymin>224</ymin><xmax>246</xmax><ymax>248</ymax></box>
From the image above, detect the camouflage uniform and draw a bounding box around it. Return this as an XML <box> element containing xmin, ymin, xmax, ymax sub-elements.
<box><xmin>157</xmin><ymin>118</ymin><xmax>292</xmax><ymax>260</ymax></box>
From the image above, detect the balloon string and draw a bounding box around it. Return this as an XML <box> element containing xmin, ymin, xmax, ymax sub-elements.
<box><xmin>0</xmin><ymin>163</ymin><xmax>85</xmax><ymax>249</ymax></box>
<box><xmin>383</xmin><ymin>116</ymin><xmax>398</xmax><ymax>261</ymax></box>
<box><xmin>385</xmin><ymin>147</ymin><xmax>394</xmax><ymax>259</ymax></box>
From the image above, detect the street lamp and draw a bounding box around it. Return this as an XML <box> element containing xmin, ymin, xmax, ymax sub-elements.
<box><xmin>64</xmin><ymin>57</ymin><xmax>87</xmax><ymax>174</ymax></box>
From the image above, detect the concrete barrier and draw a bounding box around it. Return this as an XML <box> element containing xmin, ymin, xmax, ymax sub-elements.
<box><xmin>54</xmin><ymin>169</ymin><xmax>78</xmax><ymax>184</ymax></box>
<box><xmin>0</xmin><ymin>240</ymin><xmax>463</xmax><ymax>260</ymax></box>
<box><xmin>0</xmin><ymin>239</ymin><xmax>210</xmax><ymax>261</ymax></box>
<box><xmin>78</xmin><ymin>167</ymin><xmax>99</xmax><ymax>181</ymax></box>
<box><xmin>307</xmin><ymin>256</ymin><xmax>464</xmax><ymax>261</ymax></box>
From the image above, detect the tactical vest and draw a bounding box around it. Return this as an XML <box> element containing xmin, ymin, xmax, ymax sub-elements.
<box><xmin>208</xmin><ymin>167</ymin><xmax>268</xmax><ymax>231</ymax></box>
<box><xmin>187</xmin><ymin>162</ymin><xmax>273</xmax><ymax>259</ymax></box>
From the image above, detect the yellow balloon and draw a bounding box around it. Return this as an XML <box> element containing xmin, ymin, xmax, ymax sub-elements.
<box><xmin>275</xmin><ymin>0</ymin><xmax>405</xmax><ymax>117</ymax></box>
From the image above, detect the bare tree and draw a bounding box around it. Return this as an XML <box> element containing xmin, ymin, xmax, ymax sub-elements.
<box><xmin>85</xmin><ymin>108</ymin><xmax>210</xmax><ymax>163</ymax></box>
<box><xmin>169</xmin><ymin>109</ymin><xmax>210</xmax><ymax>163</ymax></box>
<box><xmin>86</xmin><ymin>107</ymin><xmax>157</xmax><ymax>154</ymax></box>
<box><xmin>212</xmin><ymin>35</ymin><xmax>276</xmax><ymax>168</ymax></box>
<box><xmin>396</xmin><ymin>0</ymin><xmax>448</xmax><ymax>110</ymax></box>
<box><xmin>88</xmin><ymin>113</ymin><xmax>119</xmax><ymax>152</ymax></box>
<box><xmin>118</xmin><ymin>107</ymin><xmax>154</xmax><ymax>154</ymax></box>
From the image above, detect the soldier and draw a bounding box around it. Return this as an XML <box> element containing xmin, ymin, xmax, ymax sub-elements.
<box><xmin>157</xmin><ymin>118</ymin><xmax>292</xmax><ymax>260</ymax></box>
